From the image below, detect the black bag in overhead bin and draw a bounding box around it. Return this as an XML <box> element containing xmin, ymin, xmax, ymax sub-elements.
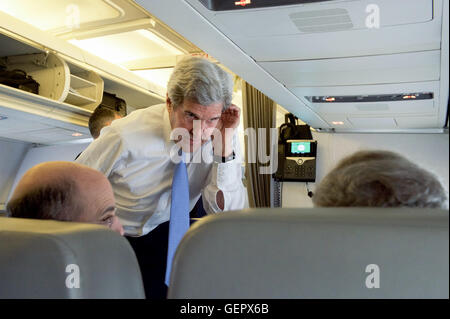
<box><xmin>0</xmin><ymin>66</ymin><xmax>40</xmax><ymax>94</ymax></box>
<box><xmin>100</xmin><ymin>91</ymin><xmax>127</xmax><ymax>116</ymax></box>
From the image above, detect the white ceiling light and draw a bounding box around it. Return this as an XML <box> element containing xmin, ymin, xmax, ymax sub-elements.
<box><xmin>69</xmin><ymin>29</ymin><xmax>184</xmax><ymax>64</ymax></box>
<box><xmin>0</xmin><ymin>0</ymin><xmax>121</xmax><ymax>31</ymax></box>
<box><xmin>133</xmin><ymin>68</ymin><xmax>174</xmax><ymax>88</ymax></box>
<box><xmin>136</xmin><ymin>30</ymin><xmax>184</xmax><ymax>56</ymax></box>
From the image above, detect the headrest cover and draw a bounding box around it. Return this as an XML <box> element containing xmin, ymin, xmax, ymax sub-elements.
<box><xmin>0</xmin><ymin>217</ymin><xmax>145</xmax><ymax>298</ymax></box>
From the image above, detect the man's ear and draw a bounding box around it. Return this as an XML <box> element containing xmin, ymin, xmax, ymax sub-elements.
<box><xmin>166</xmin><ymin>94</ymin><xmax>172</xmax><ymax>112</ymax></box>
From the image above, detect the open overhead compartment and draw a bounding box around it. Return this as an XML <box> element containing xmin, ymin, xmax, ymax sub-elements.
<box><xmin>2</xmin><ymin>52</ymin><xmax>104</xmax><ymax>111</ymax></box>
<box><xmin>0</xmin><ymin>33</ymin><xmax>93</xmax><ymax>144</ymax></box>
<box><xmin>0</xmin><ymin>4</ymin><xmax>170</xmax><ymax>144</ymax></box>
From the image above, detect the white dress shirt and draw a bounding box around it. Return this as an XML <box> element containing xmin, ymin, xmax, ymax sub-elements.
<box><xmin>76</xmin><ymin>103</ymin><xmax>246</xmax><ymax>236</ymax></box>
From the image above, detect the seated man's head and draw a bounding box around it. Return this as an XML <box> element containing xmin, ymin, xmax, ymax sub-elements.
<box><xmin>88</xmin><ymin>107</ymin><xmax>122</xmax><ymax>139</ymax></box>
<box><xmin>312</xmin><ymin>150</ymin><xmax>447</xmax><ymax>208</ymax></box>
<box><xmin>166</xmin><ymin>56</ymin><xmax>233</xmax><ymax>152</ymax></box>
<box><xmin>7</xmin><ymin>161</ymin><xmax>124</xmax><ymax>235</ymax></box>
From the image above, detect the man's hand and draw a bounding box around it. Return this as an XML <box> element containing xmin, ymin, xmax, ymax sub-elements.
<box><xmin>217</xmin><ymin>104</ymin><xmax>241</xmax><ymax>131</ymax></box>
<box><xmin>214</xmin><ymin>105</ymin><xmax>241</xmax><ymax>157</ymax></box>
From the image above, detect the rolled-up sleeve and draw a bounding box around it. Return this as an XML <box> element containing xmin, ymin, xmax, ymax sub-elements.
<box><xmin>202</xmin><ymin>134</ymin><xmax>246</xmax><ymax>213</ymax></box>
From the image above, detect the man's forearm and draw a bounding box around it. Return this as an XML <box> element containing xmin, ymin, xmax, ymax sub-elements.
<box><xmin>216</xmin><ymin>190</ymin><xmax>224</xmax><ymax>210</ymax></box>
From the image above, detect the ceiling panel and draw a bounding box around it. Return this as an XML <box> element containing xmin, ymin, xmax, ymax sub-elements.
<box><xmin>211</xmin><ymin>0</ymin><xmax>432</xmax><ymax>37</ymax></box>
<box><xmin>186</xmin><ymin>0</ymin><xmax>438</xmax><ymax>61</ymax></box>
<box><xmin>259</xmin><ymin>50</ymin><xmax>441</xmax><ymax>87</ymax></box>
<box><xmin>0</xmin><ymin>115</ymin><xmax>89</xmax><ymax>144</ymax></box>
<box><xmin>0</xmin><ymin>118</ymin><xmax>52</xmax><ymax>134</ymax></box>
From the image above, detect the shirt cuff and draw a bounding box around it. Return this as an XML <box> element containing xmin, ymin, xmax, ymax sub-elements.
<box><xmin>212</xmin><ymin>159</ymin><xmax>242</xmax><ymax>191</ymax></box>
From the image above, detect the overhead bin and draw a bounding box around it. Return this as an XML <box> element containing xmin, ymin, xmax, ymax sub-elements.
<box><xmin>259</xmin><ymin>51</ymin><xmax>441</xmax><ymax>87</ymax></box>
<box><xmin>3</xmin><ymin>52</ymin><xmax>104</xmax><ymax>111</ymax></box>
<box><xmin>0</xmin><ymin>34</ymin><xmax>93</xmax><ymax>143</ymax></box>
<box><xmin>153</xmin><ymin>0</ymin><xmax>448</xmax><ymax>131</ymax></box>
<box><xmin>259</xmin><ymin>49</ymin><xmax>444</xmax><ymax>130</ymax></box>
<box><xmin>0</xmin><ymin>10</ymin><xmax>165</xmax><ymax>111</ymax></box>
<box><xmin>204</xmin><ymin>0</ymin><xmax>433</xmax><ymax>36</ymax></box>
<box><xmin>190</xmin><ymin>0</ymin><xmax>438</xmax><ymax>61</ymax></box>
<box><xmin>0</xmin><ymin>9</ymin><xmax>165</xmax><ymax>144</ymax></box>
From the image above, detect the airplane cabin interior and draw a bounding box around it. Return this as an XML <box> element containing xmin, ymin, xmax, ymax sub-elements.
<box><xmin>0</xmin><ymin>0</ymin><xmax>448</xmax><ymax>300</ymax></box>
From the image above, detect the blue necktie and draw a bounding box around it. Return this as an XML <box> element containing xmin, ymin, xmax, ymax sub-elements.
<box><xmin>165</xmin><ymin>155</ymin><xmax>190</xmax><ymax>286</ymax></box>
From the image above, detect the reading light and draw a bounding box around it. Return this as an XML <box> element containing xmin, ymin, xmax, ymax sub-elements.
<box><xmin>309</xmin><ymin>92</ymin><xmax>432</xmax><ymax>103</ymax></box>
<box><xmin>72</xmin><ymin>132</ymin><xmax>83</xmax><ymax>137</ymax></box>
<box><xmin>235</xmin><ymin>0</ymin><xmax>251</xmax><ymax>6</ymax></box>
<box><xmin>331</xmin><ymin>121</ymin><xmax>344</xmax><ymax>125</ymax></box>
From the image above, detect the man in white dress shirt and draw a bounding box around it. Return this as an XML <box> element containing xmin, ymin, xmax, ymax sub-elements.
<box><xmin>76</xmin><ymin>56</ymin><xmax>246</xmax><ymax>298</ymax></box>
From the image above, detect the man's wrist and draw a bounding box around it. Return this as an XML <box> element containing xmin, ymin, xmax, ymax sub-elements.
<box><xmin>214</xmin><ymin>151</ymin><xmax>235</xmax><ymax>163</ymax></box>
<box><xmin>221</xmin><ymin>146</ymin><xmax>233</xmax><ymax>157</ymax></box>
<box><xmin>213</xmin><ymin>137</ymin><xmax>234</xmax><ymax>157</ymax></box>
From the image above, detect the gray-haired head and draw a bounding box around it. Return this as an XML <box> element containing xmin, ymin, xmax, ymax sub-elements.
<box><xmin>167</xmin><ymin>56</ymin><xmax>233</xmax><ymax>110</ymax></box>
<box><xmin>312</xmin><ymin>150</ymin><xmax>447</xmax><ymax>208</ymax></box>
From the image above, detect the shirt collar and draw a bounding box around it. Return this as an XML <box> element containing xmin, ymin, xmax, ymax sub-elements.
<box><xmin>163</xmin><ymin>104</ymin><xmax>174</xmax><ymax>146</ymax></box>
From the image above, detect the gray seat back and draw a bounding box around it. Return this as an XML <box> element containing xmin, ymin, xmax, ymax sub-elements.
<box><xmin>168</xmin><ymin>207</ymin><xmax>449</xmax><ymax>298</ymax></box>
<box><xmin>0</xmin><ymin>217</ymin><xmax>145</xmax><ymax>298</ymax></box>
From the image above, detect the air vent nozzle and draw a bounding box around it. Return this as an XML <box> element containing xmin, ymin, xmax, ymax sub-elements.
<box><xmin>289</xmin><ymin>8</ymin><xmax>353</xmax><ymax>33</ymax></box>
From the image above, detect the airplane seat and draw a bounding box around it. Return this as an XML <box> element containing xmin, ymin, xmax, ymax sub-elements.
<box><xmin>167</xmin><ymin>207</ymin><xmax>449</xmax><ymax>299</ymax></box>
<box><xmin>0</xmin><ymin>217</ymin><xmax>145</xmax><ymax>298</ymax></box>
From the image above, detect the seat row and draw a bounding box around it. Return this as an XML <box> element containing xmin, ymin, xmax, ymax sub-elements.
<box><xmin>1</xmin><ymin>207</ymin><xmax>448</xmax><ymax>299</ymax></box>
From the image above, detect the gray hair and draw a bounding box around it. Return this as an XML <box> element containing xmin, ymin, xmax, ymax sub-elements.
<box><xmin>312</xmin><ymin>150</ymin><xmax>447</xmax><ymax>208</ymax></box>
<box><xmin>167</xmin><ymin>56</ymin><xmax>233</xmax><ymax>110</ymax></box>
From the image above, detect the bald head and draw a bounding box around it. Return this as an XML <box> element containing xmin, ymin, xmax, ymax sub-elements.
<box><xmin>8</xmin><ymin>161</ymin><xmax>123</xmax><ymax>235</ymax></box>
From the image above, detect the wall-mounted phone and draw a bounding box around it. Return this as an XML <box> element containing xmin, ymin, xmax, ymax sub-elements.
<box><xmin>275</xmin><ymin>140</ymin><xmax>317</xmax><ymax>182</ymax></box>
<box><xmin>273</xmin><ymin>114</ymin><xmax>317</xmax><ymax>182</ymax></box>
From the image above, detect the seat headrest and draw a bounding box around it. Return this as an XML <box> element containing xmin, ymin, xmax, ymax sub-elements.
<box><xmin>0</xmin><ymin>217</ymin><xmax>145</xmax><ymax>298</ymax></box>
<box><xmin>168</xmin><ymin>207</ymin><xmax>449</xmax><ymax>298</ymax></box>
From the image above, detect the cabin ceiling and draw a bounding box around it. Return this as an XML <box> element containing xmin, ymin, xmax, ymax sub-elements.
<box><xmin>136</xmin><ymin>0</ymin><xmax>449</xmax><ymax>132</ymax></box>
<box><xmin>0</xmin><ymin>109</ymin><xmax>91</xmax><ymax>144</ymax></box>
<box><xmin>0</xmin><ymin>0</ymin><xmax>448</xmax><ymax>147</ymax></box>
